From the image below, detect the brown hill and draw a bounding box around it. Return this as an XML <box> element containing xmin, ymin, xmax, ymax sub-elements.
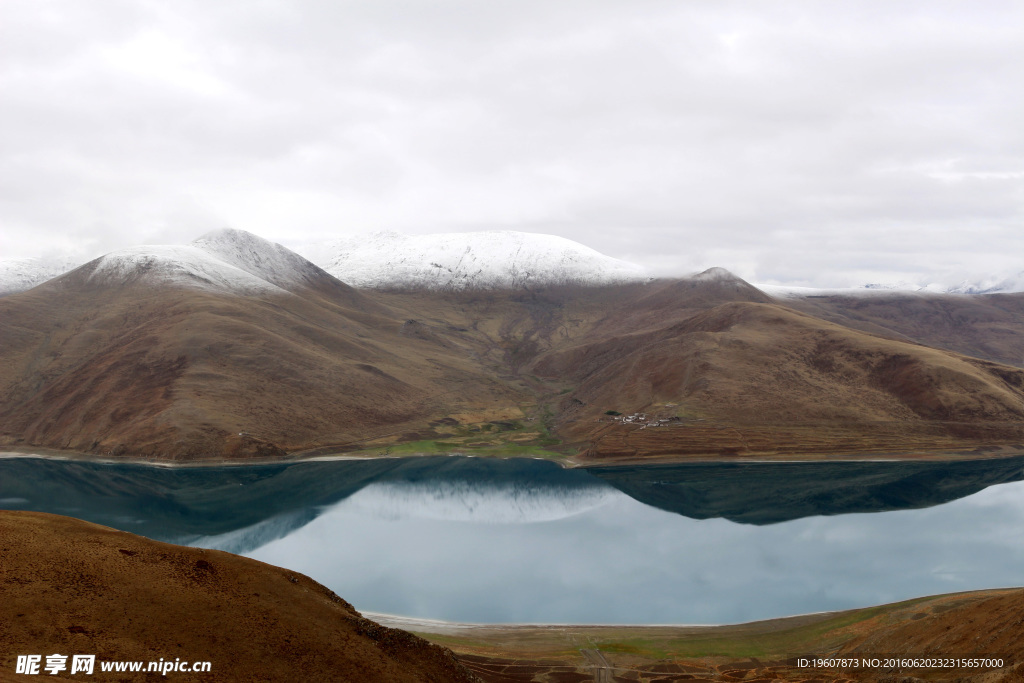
<box><xmin>0</xmin><ymin>510</ymin><xmax>478</xmax><ymax>683</ymax></box>
<box><xmin>3</xmin><ymin>260</ymin><xmax>1024</xmax><ymax>462</ymax></box>
<box><xmin>529</xmin><ymin>296</ymin><xmax>1024</xmax><ymax>461</ymax></box>
<box><xmin>0</xmin><ymin>271</ymin><xmax>529</xmax><ymax>460</ymax></box>
<box><xmin>837</xmin><ymin>589</ymin><xmax>1024</xmax><ymax>672</ymax></box>
<box><xmin>778</xmin><ymin>290</ymin><xmax>1024</xmax><ymax>369</ymax></box>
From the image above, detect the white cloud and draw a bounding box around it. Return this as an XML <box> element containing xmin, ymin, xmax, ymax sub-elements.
<box><xmin>1</xmin><ymin>0</ymin><xmax>1021</xmax><ymax>287</ymax></box>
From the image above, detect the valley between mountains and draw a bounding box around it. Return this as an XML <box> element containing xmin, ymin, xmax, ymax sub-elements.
<box><xmin>2</xmin><ymin>229</ymin><xmax>1023</xmax><ymax>463</ymax></box>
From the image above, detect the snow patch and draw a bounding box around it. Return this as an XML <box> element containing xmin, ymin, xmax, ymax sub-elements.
<box><xmin>0</xmin><ymin>256</ymin><xmax>84</xmax><ymax>295</ymax></box>
<box><xmin>298</xmin><ymin>230</ymin><xmax>648</xmax><ymax>289</ymax></box>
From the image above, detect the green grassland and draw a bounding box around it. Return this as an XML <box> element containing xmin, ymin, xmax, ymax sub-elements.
<box><xmin>337</xmin><ymin>413</ymin><xmax>568</xmax><ymax>460</ymax></box>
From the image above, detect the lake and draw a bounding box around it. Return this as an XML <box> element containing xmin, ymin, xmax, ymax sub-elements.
<box><xmin>2</xmin><ymin>454</ymin><xmax>1024</xmax><ymax>624</ymax></box>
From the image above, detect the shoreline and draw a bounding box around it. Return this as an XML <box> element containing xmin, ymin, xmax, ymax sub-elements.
<box><xmin>366</xmin><ymin>587</ymin><xmax>1024</xmax><ymax>663</ymax></box>
<box><xmin>3</xmin><ymin>442</ymin><xmax>1024</xmax><ymax>469</ymax></box>
<box><xmin>368</xmin><ymin>584</ymin><xmax>1024</xmax><ymax>636</ymax></box>
<box><xmin>364</xmin><ymin>612</ymin><xmax>829</xmax><ymax>634</ymax></box>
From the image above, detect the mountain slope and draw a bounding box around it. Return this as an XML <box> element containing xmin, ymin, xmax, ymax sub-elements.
<box><xmin>0</xmin><ymin>236</ymin><xmax>530</xmax><ymax>459</ymax></box>
<box><xmin>0</xmin><ymin>510</ymin><xmax>478</xmax><ymax>683</ymax></box>
<box><xmin>300</xmin><ymin>230</ymin><xmax>648</xmax><ymax>289</ymax></box>
<box><xmin>3</xmin><ymin>231</ymin><xmax>1024</xmax><ymax>462</ymax></box>
<box><xmin>528</xmin><ymin>293</ymin><xmax>1024</xmax><ymax>460</ymax></box>
<box><xmin>772</xmin><ymin>290</ymin><xmax>1024</xmax><ymax>369</ymax></box>
<box><xmin>191</xmin><ymin>228</ymin><xmax>358</xmax><ymax>297</ymax></box>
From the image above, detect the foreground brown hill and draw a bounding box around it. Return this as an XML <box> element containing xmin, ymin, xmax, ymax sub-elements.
<box><xmin>2</xmin><ymin>245</ymin><xmax>1023</xmax><ymax>461</ymax></box>
<box><xmin>0</xmin><ymin>511</ymin><xmax>478</xmax><ymax>683</ymax></box>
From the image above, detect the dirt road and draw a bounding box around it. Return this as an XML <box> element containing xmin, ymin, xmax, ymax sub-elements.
<box><xmin>580</xmin><ymin>648</ymin><xmax>613</xmax><ymax>683</ymax></box>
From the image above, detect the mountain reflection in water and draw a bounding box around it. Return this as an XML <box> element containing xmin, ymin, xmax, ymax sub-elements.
<box><xmin>3</xmin><ymin>454</ymin><xmax>1024</xmax><ymax>623</ymax></box>
<box><xmin>590</xmin><ymin>456</ymin><xmax>1024</xmax><ymax>524</ymax></box>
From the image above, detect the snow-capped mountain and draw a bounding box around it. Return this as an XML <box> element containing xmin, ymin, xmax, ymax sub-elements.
<box><xmin>84</xmin><ymin>243</ymin><xmax>288</xmax><ymax>294</ymax></box>
<box><xmin>945</xmin><ymin>271</ymin><xmax>1024</xmax><ymax>295</ymax></box>
<box><xmin>757</xmin><ymin>274</ymin><xmax>1024</xmax><ymax>299</ymax></box>
<box><xmin>753</xmin><ymin>283</ymin><xmax>935</xmax><ymax>298</ymax></box>
<box><xmin>6</xmin><ymin>226</ymin><xmax>1018</xmax><ymax>297</ymax></box>
<box><xmin>298</xmin><ymin>230</ymin><xmax>649</xmax><ymax>289</ymax></box>
<box><xmin>191</xmin><ymin>228</ymin><xmax>336</xmax><ymax>292</ymax></box>
<box><xmin>76</xmin><ymin>229</ymin><xmax>338</xmax><ymax>295</ymax></box>
<box><xmin>0</xmin><ymin>256</ymin><xmax>85</xmax><ymax>296</ymax></box>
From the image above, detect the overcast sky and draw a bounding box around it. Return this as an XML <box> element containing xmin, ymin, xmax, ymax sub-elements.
<box><xmin>2</xmin><ymin>0</ymin><xmax>1022</xmax><ymax>287</ymax></box>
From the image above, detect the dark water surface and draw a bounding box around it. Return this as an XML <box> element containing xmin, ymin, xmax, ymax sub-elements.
<box><xmin>3</xmin><ymin>454</ymin><xmax>1024</xmax><ymax>624</ymax></box>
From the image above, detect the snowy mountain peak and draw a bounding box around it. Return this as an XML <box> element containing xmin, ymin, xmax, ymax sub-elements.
<box><xmin>299</xmin><ymin>230</ymin><xmax>649</xmax><ymax>290</ymax></box>
<box><xmin>58</xmin><ymin>229</ymin><xmax>344</xmax><ymax>296</ymax></box>
<box><xmin>690</xmin><ymin>267</ymin><xmax>741</xmax><ymax>282</ymax></box>
<box><xmin>84</xmin><ymin>244</ymin><xmax>289</xmax><ymax>294</ymax></box>
<box><xmin>190</xmin><ymin>228</ymin><xmax>333</xmax><ymax>291</ymax></box>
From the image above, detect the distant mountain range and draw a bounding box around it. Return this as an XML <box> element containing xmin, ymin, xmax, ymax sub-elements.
<box><xmin>1</xmin><ymin>228</ymin><xmax>1023</xmax><ymax>462</ymax></box>
<box><xmin>1</xmin><ymin>229</ymin><xmax>650</xmax><ymax>295</ymax></box>
<box><xmin>3</xmin><ymin>229</ymin><xmax>1021</xmax><ymax>295</ymax></box>
<box><xmin>759</xmin><ymin>275</ymin><xmax>1024</xmax><ymax>298</ymax></box>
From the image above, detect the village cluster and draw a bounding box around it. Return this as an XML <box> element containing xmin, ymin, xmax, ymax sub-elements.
<box><xmin>608</xmin><ymin>413</ymin><xmax>681</xmax><ymax>429</ymax></box>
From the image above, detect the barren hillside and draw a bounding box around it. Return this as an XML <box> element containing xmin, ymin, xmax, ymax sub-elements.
<box><xmin>0</xmin><ymin>510</ymin><xmax>477</xmax><ymax>683</ymax></box>
<box><xmin>2</xmin><ymin>252</ymin><xmax>1023</xmax><ymax>462</ymax></box>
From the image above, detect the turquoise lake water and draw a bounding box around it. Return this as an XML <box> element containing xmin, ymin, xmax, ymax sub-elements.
<box><xmin>3</xmin><ymin>454</ymin><xmax>1024</xmax><ymax>624</ymax></box>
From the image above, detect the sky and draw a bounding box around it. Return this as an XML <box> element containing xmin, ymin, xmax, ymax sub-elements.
<box><xmin>2</xmin><ymin>0</ymin><xmax>1022</xmax><ymax>287</ymax></box>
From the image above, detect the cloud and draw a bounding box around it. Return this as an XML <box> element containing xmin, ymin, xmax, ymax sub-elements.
<box><xmin>1</xmin><ymin>0</ymin><xmax>1021</xmax><ymax>286</ymax></box>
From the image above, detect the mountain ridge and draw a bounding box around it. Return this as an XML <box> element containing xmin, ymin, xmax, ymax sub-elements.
<box><xmin>298</xmin><ymin>229</ymin><xmax>650</xmax><ymax>290</ymax></box>
<box><xmin>3</xmin><ymin>229</ymin><xmax>1021</xmax><ymax>295</ymax></box>
<box><xmin>3</xmin><ymin>229</ymin><xmax>1024</xmax><ymax>462</ymax></box>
